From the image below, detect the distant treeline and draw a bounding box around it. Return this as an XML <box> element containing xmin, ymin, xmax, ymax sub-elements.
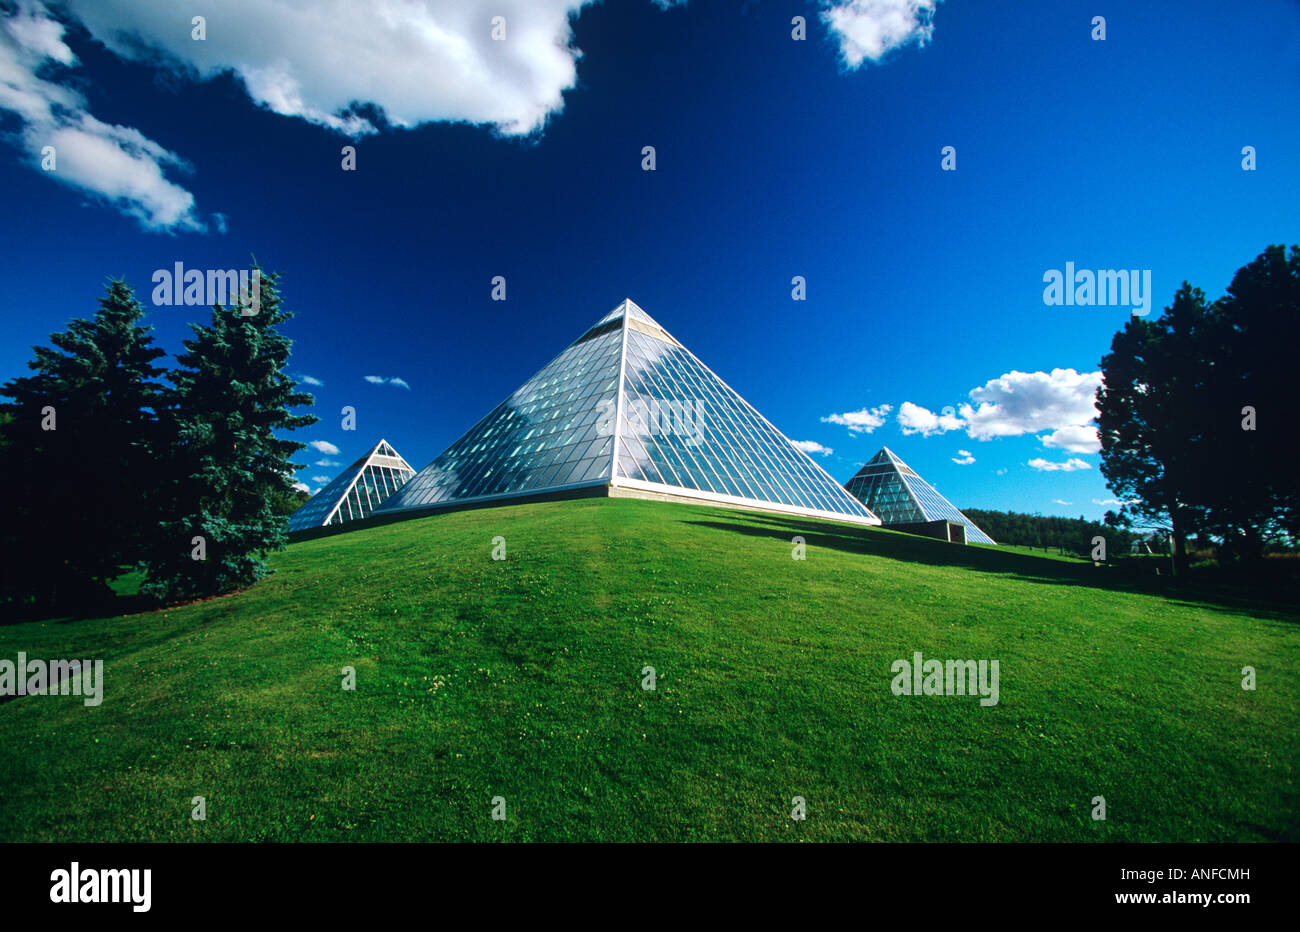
<box><xmin>962</xmin><ymin>509</ymin><xmax>1150</xmax><ymax>555</ymax></box>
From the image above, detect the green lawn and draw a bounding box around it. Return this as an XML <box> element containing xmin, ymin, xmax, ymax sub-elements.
<box><xmin>1</xmin><ymin>497</ymin><xmax>1296</xmax><ymax>841</ymax></box>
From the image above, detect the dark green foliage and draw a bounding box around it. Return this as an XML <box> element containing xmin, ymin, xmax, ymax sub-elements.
<box><xmin>1097</xmin><ymin>284</ymin><xmax>1213</xmax><ymax>572</ymax></box>
<box><xmin>962</xmin><ymin>508</ymin><xmax>1142</xmax><ymax>555</ymax></box>
<box><xmin>139</xmin><ymin>268</ymin><xmax>316</xmax><ymax>601</ymax></box>
<box><xmin>1097</xmin><ymin>245</ymin><xmax>1300</xmax><ymax>569</ymax></box>
<box><xmin>271</xmin><ymin>486</ymin><xmax>312</xmax><ymax>517</ymax></box>
<box><xmin>0</xmin><ymin>280</ymin><xmax>166</xmax><ymax>614</ymax></box>
<box><xmin>1210</xmin><ymin>245</ymin><xmax>1300</xmax><ymax>550</ymax></box>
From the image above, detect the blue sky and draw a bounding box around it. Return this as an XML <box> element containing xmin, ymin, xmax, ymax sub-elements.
<box><xmin>1</xmin><ymin>0</ymin><xmax>1296</xmax><ymax>518</ymax></box>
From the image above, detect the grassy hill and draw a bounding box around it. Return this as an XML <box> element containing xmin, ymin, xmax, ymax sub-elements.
<box><xmin>2</xmin><ymin>497</ymin><xmax>1297</xmax><ymax>842</ymax></box>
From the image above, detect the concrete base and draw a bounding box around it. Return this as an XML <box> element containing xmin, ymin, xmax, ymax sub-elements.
<box><xmin>289</xmin><ymin>480</ymin><xmax>880</xmax><ymax>542</ymax></box>
<box><xmin>606</xmin><ymin>484</ymin><xmax>879</xmax><ymax>528</ymax></box>
<box><xmin>887</xmin><ymin>519</ymin><xmax>968</xmax><ymax>544</ymax></box>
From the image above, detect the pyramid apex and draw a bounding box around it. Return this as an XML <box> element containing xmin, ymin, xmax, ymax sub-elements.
<box><xmin>365</xmin><ymin>296</ymin><xmax>879</xmax><ymax>528</ymax></box>
<box><xmin>844</xmin><ymin>446</ymin><xmax>996</xmax><ymax>544</ymax></box>
<box><xmin>288</xmin><ymin>438</ymin><xmax>416</xmax><ymax>532</ymax></box>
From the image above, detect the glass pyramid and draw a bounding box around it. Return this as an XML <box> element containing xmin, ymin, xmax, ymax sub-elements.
<box><xmin>843</xmin><ymin>447</ymin><xmax>995</xmax><ymax>544</ymax></box>
<box><xmin>288</xmin><ymin>439</ymin><xmax>416</xmax><ymax>531</ymax></box>
<box><xmin>376</xmin><ymin>299</ymin><xmax>879</xmax><ymax>525</ymax></box>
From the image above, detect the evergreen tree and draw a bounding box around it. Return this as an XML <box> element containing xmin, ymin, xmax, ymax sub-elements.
<box><xmin>961</xmin><ymin>508</ymin><xmax>1141</xmax><ymax>555</ymax></box>
<box><xmin>1210</xmin><ymin>245</ymin><xmax>1300</xmax><ymax>554</ymax></box>
<box><xmin>1097</xmin><ymin>246</ymin><xmax>1299</xmax><ymax>569</ymax></box>
<box><xmin>0</xmin><ymin>280</ymin><xmax>166</xmax><ymax>613</ymax></box>
<box><xmin>140</xmin><ymin>267</ymin><xmax>316</xmax><ymax>601</ymax></box>
<box><xmin>1096</xmin><ymin>284</ymin><xmax>1217</xmax><ymax>574</ymax></box>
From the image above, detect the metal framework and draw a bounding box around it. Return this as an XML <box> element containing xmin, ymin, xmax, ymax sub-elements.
<box><xmin>844</xmin><ymin>447</ymin><xmax>996</xmax><ymax>544</ymax></box>
<box><xmin>374</xmin><ymin>299</ymin><xmax>880</xmax><ymax>526</ymax></box>
<box><xmin>288</xmin><ymin>439</ymin><xmax>416</xmax><ymax>531</ymax></box>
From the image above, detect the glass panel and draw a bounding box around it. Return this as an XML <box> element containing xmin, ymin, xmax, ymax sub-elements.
<box><xmin>844</xmin><ymin>449</ymin><xmax>994</xmax><ymax>543</ymax></box>
<box><xmin>615</xmin><ymin>328</ymin><xmax>874</xmax><ymax>518</ymax></box>
<box><xmin>288</xmin><ymin>440</ymin><xmax>422</xmax><ymax>530</ymax></box>
<box><xmin>362</xmin><ymin>304</ymin><xmax>878</xmax><ymax>525</ymax></box>
<box><xmin>378</xmin><ymin>325</ymin><xmax>620</xmax><ymax>510</ymax></box>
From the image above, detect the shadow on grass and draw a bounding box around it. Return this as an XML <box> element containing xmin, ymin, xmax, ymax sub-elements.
<box><xmin>681</xmin><ymin>510</ymin><xmax>1300</xmax><ymax>625</ymax></box>
<box><xmin>0</xmin><ymin>591</ymin><xmax>156</xmax><ymax>627</ymax></box>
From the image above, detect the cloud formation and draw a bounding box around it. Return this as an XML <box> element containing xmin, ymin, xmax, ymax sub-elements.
<box><xmin>366</xmin><ymin>375</ymin><xmax>410</xmax><ymax>389</ymax></box>
<box><xmin>898</xmin><ymin>369</ymin><xmax>1103</xmax><ymax>454</ymax></box>
<box><xmin>961</xmin><ymin>369</ymin><xmax>1102</xmax><ymax>441</ymax></box>
<box><xmin>898</xmin><ymin>401</ymin><xmax>963</xmax><ymax>437</ymax></box>
<box><xmin>1040</xmin><ymin>424</ymin><xmax>1101</xmax><ymax>454</ymax></box>
<box><xmin>61</xmin><ymin>0</ymin><xmax>609</xmax><ymax>137</ymax></box>
<box><xmin>8</xmin><ymin>1</ymin><xmax>940</xmax><ymax>229</ymax></box>
<box><xmin>821</xmin><ymin>0</ymin><xmax>939</xmax><ymax>68</ymax></box>
<box><xmin>0</xmin><ymin>2</ymin><xmax>203</xmax><ymax>231</ymax></box>
<box><xmin>792</xmin><ymin>439</ymin><xmax>834</xmax><ymax>456</ymax></box>
<box><xmin>951</xmin><ymin>449</ymin><xmax>975</xmax><ymax>465</ymax></box>
<box><xmin>1027</xmin><ymin>457</ymin><xmax>1091</xmax><ymax>472</ymax></box>
<box><xmin>309</xmin><ymin>440</ymin><xmax>341</xmax><ymax>455</ymax></box>
<box><xmin>821</xmin><ymin>404</ymin><xmax>891</xmax><ymax>434</ymax></box>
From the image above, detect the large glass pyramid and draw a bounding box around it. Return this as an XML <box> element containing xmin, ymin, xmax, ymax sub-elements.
<box><xmin>844</xmin><ymin>447</ymin><xmax>995</xmax><ymax>544</ymax></box>
<box><xmin>376</xmin><ymin>299</ymin><xmax>879</xmax><ymax>526</ymax></box>
<box><xmin>288</xmin><ymin>439</ymin><xmax>416</xmax><ymax>531</ymax></box>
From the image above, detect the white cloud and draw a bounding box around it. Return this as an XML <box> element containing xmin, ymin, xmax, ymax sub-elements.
<box><xmin>1040</xmin><ymin>424</ymin><xmax>1100</xmax><ymax>454</ymax></box>
<box><xmin>298</xmin><ymin>374</ymin><xmax>324</xmax><ymax>386</ymax></box>
<box><xmin>309</xmin><ymin>440</ymin><xmax>341</xmax><ymax>455</ymax></box>
<box><xmin>1054</xmin><ymin>499</ymin><xmax>1073</xmax><ymax>506</ymax></box>
<box><xmin>315</xmin><ymin>459</ymin><xmax>340</xmax><ymax>468</ymax></box>
<box><xmin>792</xmin><ymin>440</ymin><xmax>833</xmax><ymax>456</ymax></box>
<box><xmin>951</xmin><ymin>449</ymin><xmax>974</xmax><ymax>465</ymax></box>
<box><xmin>366</xmin><ymin>375</ymin><xmax>409</xmax><ymax>388</ymax></box>
<box><xmin>820</xmin><ymin>0</ymin><xmax>939</xmax><ymax>69</ymax></box>
<box><xmin>994</xmin><ymin>468</ymin><xmax>1007</xmax><ymax>476</ymax></box>
<box><xmin>0</xmin><ymin>2</ymin><xmax>203</xmax><ymax>231</ymax></box>
<box><xmin>59</xmin><ymin>0</ymin><xmax>628</xmax><ymax>138</ymax></box>
<box><xmin>898</xmin><ymin>401</ymin><xmax>964</xmax><ymax>437</ymax></box>
<box><xmin>960</xmin><ymin>369</ymin><xmax>1102</xmax><ymax>441</ymax></box>
<box><xmin>1027</xmin><ymin>457</ymin><xmax>1091</xmax><ymax>472</ymax></box>
<box><xmin>292</xmin><ymin>480</ymin><xmax>312</xmax><ymax>494</ymax></box>
<box><xmin>17</xmin><ymin>1</ymin><xmax>930</xmax><ymax>229</ymax></box>
<box><xmin>1093</xmin><ymin>498</ymin><xmax>1140</xmax><ymax>507</ymax></box>
<box><xmin>822</xmin><ymin>404</ymin><xmax>891</xmax><ymax>433</ymax></box>
<box><xmin>311</xmin><ymin>475</ymin><xmax>332</xmax><ymax>484</ymax></box>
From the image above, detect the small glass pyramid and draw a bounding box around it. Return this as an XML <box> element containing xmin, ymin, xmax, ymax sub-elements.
<box><xmin>844</xmin><ymin>447</ymin><xmax>995</xmax><ymax>544</ymax></box>
<box><xmin>377</xmin><ymin>299</ymin><xmax>879</xmax><ymax>525</ymax></box>
<box><xmin>288</xmin><ymin>439</ymin><xmax>416</xmax><ymax>531</ymax></box>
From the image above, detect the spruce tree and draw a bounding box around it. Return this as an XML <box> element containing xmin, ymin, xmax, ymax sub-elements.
<box><xmin>140</xmin><ymin>267</ymin><xmax>316</xmax><ymax>601</ymax></box>
<box><xmin>0</xmin><ymin>280</ymin><xmax>166</xmax><ymax>613</ymax></box>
